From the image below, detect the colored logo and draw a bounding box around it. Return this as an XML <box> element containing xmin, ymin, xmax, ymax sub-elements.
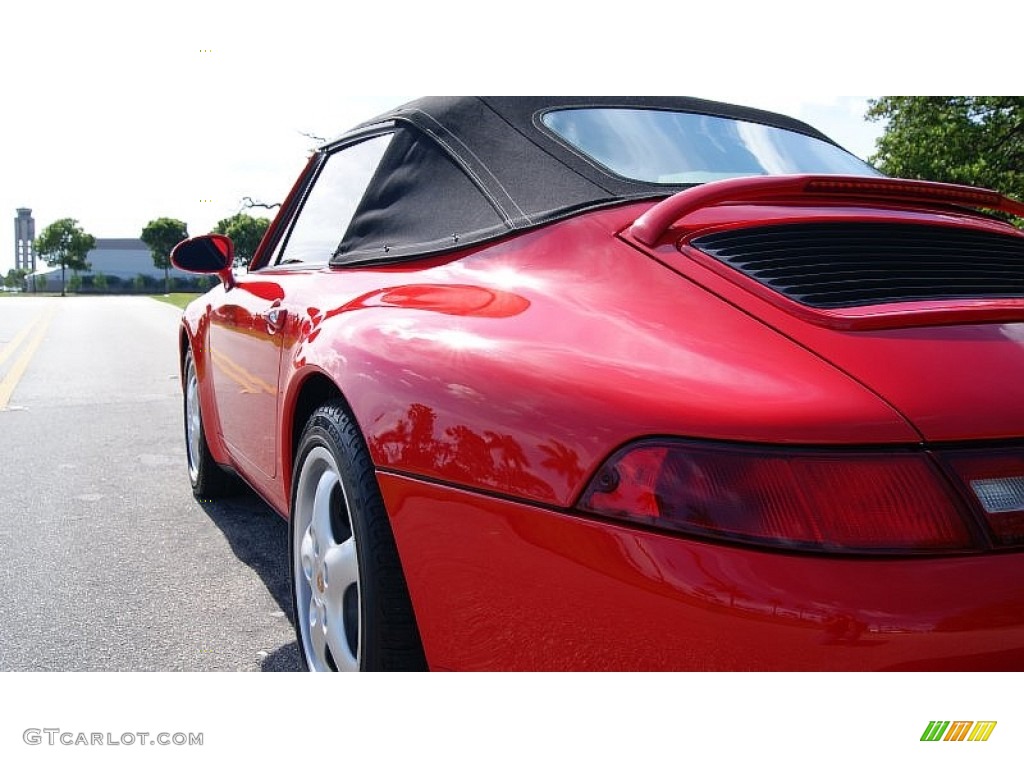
<box><xmin>921</xmin><ymin>721</ymin><xmax>997</xmax><ymax>742</ymax></box>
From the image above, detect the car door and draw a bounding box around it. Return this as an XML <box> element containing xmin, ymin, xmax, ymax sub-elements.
<box><xmin>208</xmin><ymin>276</ymin><xmax>287</xmax><ymax>480</ymax></box>
<box><xmin>209</xmin><ymin>131</ymin><xmax>395</xmax><ymax>482</ymax></box>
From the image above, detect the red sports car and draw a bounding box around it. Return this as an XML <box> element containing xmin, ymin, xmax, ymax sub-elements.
<box><xmin>172</xmin><ymin>97</ymin><xmax>1024</xmax><ymax>671</ymax></box>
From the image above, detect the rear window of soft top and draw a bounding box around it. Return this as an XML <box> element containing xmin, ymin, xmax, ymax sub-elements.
<box><xmin>541</xmin><ymin>107</ymin><xmax>881</xmax><ymax>185</ymax></box>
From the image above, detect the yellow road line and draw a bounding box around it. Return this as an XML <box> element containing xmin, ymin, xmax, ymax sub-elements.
<box><xmin>210</xmin><ymin>347</ymin><xmax>278</xmax><ymax>395</ymax></box>
<box><xmin>0</xmin><ymin>306</ymin><xmax>58</xmax><ymax>410</ymax></box>
<box><xmin>0</xmin><ymin>316</ymin><xmax>38</xmax><ymax>369</ymax></box>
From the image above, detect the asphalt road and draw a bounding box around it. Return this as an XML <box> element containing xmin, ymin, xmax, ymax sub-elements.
<box><xmin>0</xmin><ymin>296</ymin><xmax>300</xmax><ymax>670</ymax></box>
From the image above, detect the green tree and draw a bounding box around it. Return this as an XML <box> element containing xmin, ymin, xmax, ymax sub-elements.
<box><xmin>36</xmin><ymin>274</ymin><xmax>47</xmax><ymax>292</ymax></box>
<box><xmin>93</xmin><ymin>272</ymin><xmax>108</xmax><ymax>292</ymax></box>
<box><xmin>35</xmin><ymin>218</ymin><xmax>95</xmax><ymax>297</ymax></box>
<box><xmin>867</xmin><ymin>97</ymin><xmax>1024</xmax><ymax>200</ymax></box>
<box><xmin>4</xmin><ymin>268</ymin><xmax>28</xmax><ymax>290</ymax></box>
<box><xmin>68</xmin><ymin>274</ymin><xmax>82</xmax><ymax>293</ymax></box>
<box><xmin>141</xmin><ymin>217</ymin><xmax>188</xmax><ymax>294</ymax></box>
<box><xmin>212</xmin><ymin>213</ymin><xmax>271</xmax><ymax>267</ymax></box>
<box><xmin>134</xmin><ymin>274</ymin><xmax>147</xmax><ymax>293</ymax></box>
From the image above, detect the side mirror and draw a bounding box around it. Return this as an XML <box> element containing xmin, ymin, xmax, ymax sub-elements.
<box><xmin>171</xmin><ymin>235</ymin><xmax>236</xmax><ymax>290</ymax></box>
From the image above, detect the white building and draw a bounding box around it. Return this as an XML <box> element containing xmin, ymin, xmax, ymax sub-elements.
<box><xmin>84</xmin><ymin>238</ymin><xmax>193</xmax><ymax>282</ymax></box>
<box><xmin>30</xmin><ymin>238</ymin><xmax>197</xmax><ymax>292</ymax></box>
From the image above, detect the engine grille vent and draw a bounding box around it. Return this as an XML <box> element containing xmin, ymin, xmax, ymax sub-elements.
<box><xmin>690</xmin><ymin>222</ymin><xmax>1024</xmax><ymax>309</ymax></box>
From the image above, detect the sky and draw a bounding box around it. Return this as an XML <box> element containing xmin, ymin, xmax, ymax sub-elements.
<box><xmin>1</xmin><ymin>2</ymin><xmax>1016</xmax><ymax>276</ymax></box>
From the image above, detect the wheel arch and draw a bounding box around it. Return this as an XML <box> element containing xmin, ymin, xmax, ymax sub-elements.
<box><xmin>283</xmin><ymin>370</ymin><xmax>358</xmax><ymax>504</ymax></box>
<box><xmin>179</xmin><ymin>311</ymin><xmax>234</xmax><ymax>469</ymax></box>
<box><xmin>178</xmin><ymin>324</ymin><xmax>191</xmax><ymax>385</ymax></box>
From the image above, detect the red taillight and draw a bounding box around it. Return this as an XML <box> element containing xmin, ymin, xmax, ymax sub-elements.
<box><xmin>579</xmin><ymin>441</ymin><xmax>978</xmax><ymax>554</ymax></box>
<box><xmin>942</xmin><ymin>449</ymin><xmax>1024</xmax><ymax>547</ymax></box>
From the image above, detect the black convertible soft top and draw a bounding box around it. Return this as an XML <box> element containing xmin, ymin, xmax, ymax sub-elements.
<box><xmin>330</xmin><ymin>96</ymin><xmax>839</xmax><ymax>266</ymax></box>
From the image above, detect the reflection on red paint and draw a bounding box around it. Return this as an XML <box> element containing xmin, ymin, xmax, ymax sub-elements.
<box><xmin>345</xmin><ymin>284</ymin><xmax>530</xmax><ymax>318</ymax></box>
<box><xmin>368</xmin><ymin>403</ymin><xmax>582</xmax><ymax>500</ymax></box>
<box><xmin>239</xmin><ymin>281</ymin><xmax>285</xmax><ymax>302</ymax></box>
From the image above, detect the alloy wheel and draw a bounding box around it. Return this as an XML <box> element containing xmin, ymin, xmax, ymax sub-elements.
<box><xmin>292</xmin><ymin>445</ymin><xmax>361</xmax><ymax>671</ymax></box>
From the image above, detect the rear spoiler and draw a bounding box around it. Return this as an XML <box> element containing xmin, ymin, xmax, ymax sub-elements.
<box><xmin>629</xmin><ymin>175</ymin><xmax>1024</xmax><ymax>246</ymax></box>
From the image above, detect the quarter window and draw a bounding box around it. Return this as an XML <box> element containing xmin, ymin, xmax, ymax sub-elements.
<box><xmin>277</xmin><ymin>133</ymin><xmax>393</xmax><ymax>265</ymax></box>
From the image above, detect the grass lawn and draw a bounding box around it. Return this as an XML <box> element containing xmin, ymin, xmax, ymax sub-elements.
<box><xmin>151</xmin><ymin>293</ymin><xmax>203</xmax><ymax>310</ymax></box>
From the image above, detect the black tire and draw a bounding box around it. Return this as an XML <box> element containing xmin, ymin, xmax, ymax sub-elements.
<box><xmin>289</xmin><ymin>401</ymin><xmax>426</xmax><ymax>671</ymax></box>
<box><xmin>183</xmin><ymin>348</ymin><xmax>234</xmax><ymax>499</ymax></box>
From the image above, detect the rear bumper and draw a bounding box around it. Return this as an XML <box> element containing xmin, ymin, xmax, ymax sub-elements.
<box><xmin>380</xmin><ymin>472</ymin><xmax>1024</xmax><ymax>671</ymax></box>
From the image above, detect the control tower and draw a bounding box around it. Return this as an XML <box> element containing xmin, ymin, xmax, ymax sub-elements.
<box><xmin>14</xmin><ymin>208</ymin><xmax>36</xmax><ymax>273</ymax></box>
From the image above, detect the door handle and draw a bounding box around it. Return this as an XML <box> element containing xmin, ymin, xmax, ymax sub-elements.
<box><xmin>262</xmin><ymin>307</ymin><xmax>287</xmax><ymax>333</ymax></box>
